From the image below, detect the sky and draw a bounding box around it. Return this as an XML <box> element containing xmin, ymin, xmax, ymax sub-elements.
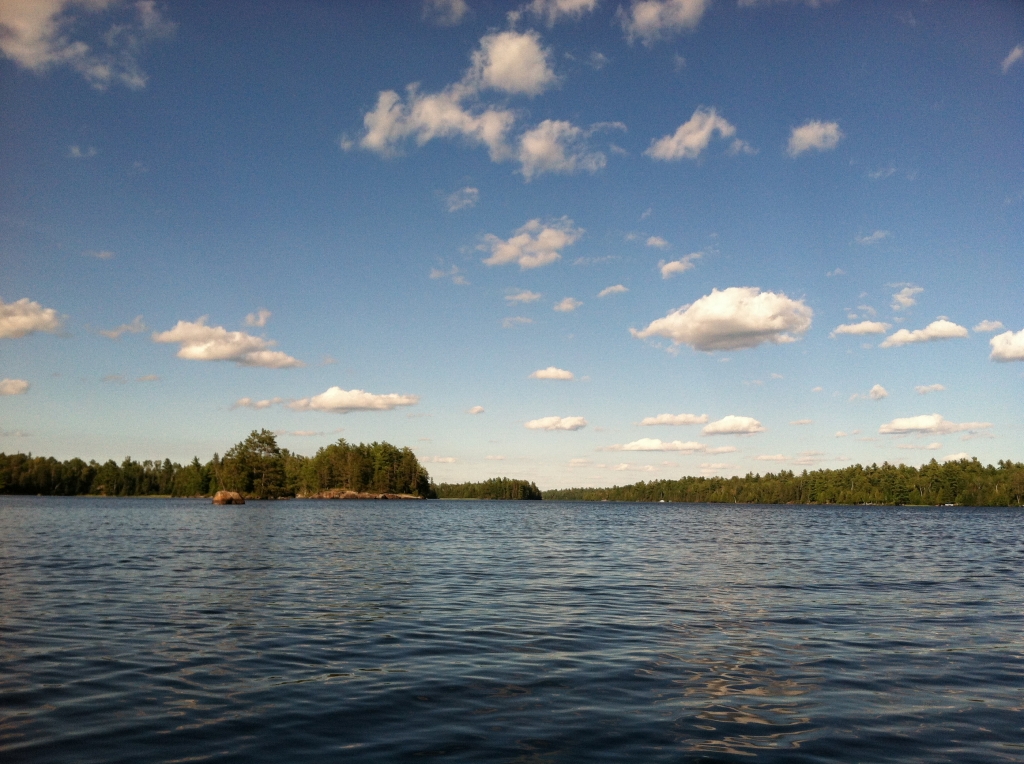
<box><xmin>1</xmin><ymin>0</ymin><xmax>1022</xmax><ymax>489</ymax></box>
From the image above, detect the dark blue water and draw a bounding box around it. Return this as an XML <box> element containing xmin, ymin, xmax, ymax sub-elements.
<box><xmin>1</xmin><ymin>498</ymin><xmax>1022</xmax><ymax>762</ymax></box>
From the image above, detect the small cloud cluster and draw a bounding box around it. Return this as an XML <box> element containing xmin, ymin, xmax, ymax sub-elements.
<box><xmin>530</xmin><ymin>366</ymin><xmax>574</xmax><ymax>380</ymax></box>
<box><xmin>787</xmin><ymin>120</ymin><xmax>843</xmax><ymax>156</ymax></box>
<box><xmin>245</xmin><ymin>309</ymin><xmax>272</xmax><ymax>327</ymax></box>
<box><xmin>639</xmin><ymin>413</ymin><xmax>708</xmax><ymax>426</ymax></box>
<box><xmin>619</xmin><ymin>0</ymin><xmax>710</xmax><ymax>45</ymax></box>
<box><xmin>850</xmin><ymin>384</ymin><xmax>888</xmax><ymax>401</ymax></box>
<box><xmin>915</xmin><ymin>384</ymin><xmax>945</xmax><ymax>395</ymax></box>
<box><xmin>606</xmin><ymin>438</ymin><xmax>736</xmax><ymax>453</ymax></box>
<box><xmin>0</xmin><ymin>297</ymin><xmax>64</xmax><ymax>339</ymax></box>
<box><xmin>481</xmin><ymin>217</ymin><xmax>583</xmax><ymax>269</ymax></box>
<box><xmin>632</xmin><ymin>287</ymin><xmax>812</xmax><ymax>351</ymax></box>
<box><xmin>879</xmin><ymin>414</ymin><xmax>991</xmax><ymax>435</ymax></box>
<box><xmin>525</xmin><ymin>415</ymin><xmax>587</xmax><ymax>430</ymax></box>
<box><xmin>1002</xmin><ymin>43</ymin><xmax>1024</xmax><ymax>74</ymax></box>
<box><xmin>646</xmin><ymin>108</ymin><xmax>744</xmax><ymax>160</ymax></box>
<box><xmin>446</xmin><ymin>186</ymin><xmax>479</xmax><ymax>212</ymax></box>
<box><xmin>891</xmin><ymin>286</ymin><xmax>923</xmax><ymax>311</ymax></box>
<box><xmin>152</xmin><ymin>317</ymin><xmax>303</xmax><ymax>368</ymax></box>
<box><xmin>506</xmin><ymin>289</ymin><xmax>542</xmax><ymax>304</ymax></box>
<box><xmin>100</xmin><ymin>315</ymin><xmax>146</xmax><ymax>339</ymax></box>
<box><xmin>468</xmin><ymin>405</ymin><xmax>485</xmax><ymax>414</ymax></box>
<box><xmin>702</xmin><ymin>415</ymin><xmax>764</xmax><ymax>435</ymax></box>
<box><xmin>429</xmin><ymin>264</ymin><xmax>469</xmax><ymax>285</ymax></box>
<box><xmin>0</xmin><ymin>378</ymin><xmax>30</xmax><ymax>396</ymax></box>
<box><xmin>423</xmin><ymin>0</ymin><xmax>469</xmax><ymax>26</ymax></box>
<box><xmin>598</xmin><ymin>284</ymin><xmax>628</xmax><ymax>298</ymax></box>
<box><xmin>831</xmin><ymin>320</ymin><xmax>890</xmax><ymax>337</ymax></box>
<box><xmin>290</xmin><ymin>387</ymin><xmax>418</xmax><ymax>414</ymax></box>
<box><xmin>553</xmin><ymin>297</ymin><xmax>582</xmax><ymax>312</ymax></box>
<box><xmin>990</xmin><ymin>328</ymin><xmax>1024</xmax><ymax>362</ymax></box>
<box><xmin>659</xmin><ymin>252</ymin><xmax>702</xmax><ymax>278</ymax></box>
<box><xmin>880</xmin><ymin>319</ymin><xmax>968</xmax><ymax>348</ymax></box>
<box><xmin>973</xmin><ymin>320</ymin><xmax>1004</xmax><ymax>333</ymax></box>
<box><xmin>856</xmin><ymin>230</ymin><xmax>889</xmax><ymax>245</ymax></box>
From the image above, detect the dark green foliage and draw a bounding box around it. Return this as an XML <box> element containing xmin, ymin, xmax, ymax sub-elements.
<box><xmin>434</xmin><ymin>477</ymin><xmax>542</xmax><ymax>500</ymax></box>
<box><xmin>0</xmin><ymin>433</ymin><xmax>433</xmax><ymax>499</ymax></box>
<box><xmin>543</xmin><ymin>459</ymin><xmax>1024</xmax><ymax>506</ymax></box>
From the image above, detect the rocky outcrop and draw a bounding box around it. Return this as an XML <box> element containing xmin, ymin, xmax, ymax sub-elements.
<box><xmin>212</xmin><ymin>490</ymin><xmax>245</xmax><ymax>505</ymax></box>
<box><xmin>298</xmin><ymin>489</ymin><xmax>421</xmax><ymax>500</ymax></box>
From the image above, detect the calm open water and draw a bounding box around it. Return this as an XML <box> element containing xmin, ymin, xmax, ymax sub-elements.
<box><xmin>1</xmin><ymin>497</ymin><xmax>1022</xmax><ymax>763</ymax></box>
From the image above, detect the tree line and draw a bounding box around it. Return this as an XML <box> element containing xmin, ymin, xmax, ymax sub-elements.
<box><xmin>434</xmin><ymin>477</ymin><xmax>542</xmax><ymax>500</ymax></box>
<box><xmin>0</xmin><ymin>430</ymin><xmax>433</xmax><ymax>499</ymax></box>
<box><xmin>543</xmin><ymin>459</ymin><xmax>1024</xmax><ymax>506</ymax></box>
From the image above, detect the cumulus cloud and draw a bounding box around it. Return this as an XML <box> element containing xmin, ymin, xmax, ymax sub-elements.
<box><xmin>446</xmin><ymin>186</ymin><xmax>479</xmax><ymax>211</ymax></box>
<box><xmin>880</xmin><ymin>319</ymin><xmax>968</xmax><ymax>348</ymax></box>
<box><xmin>423</xmin><ymin>0</ymin><xmax>469</xmax><ymax>25</ymax></box>
<box><xmin>517</xmin><ymin>119</ymin><xmax>615</xmax><ymax>180</ymax></box>
<box><xmin>639</xmin><ymin>413</ymin><xmax>708</xmax><ymax>426</ymax></box>
<box><xmin>100</xmin><ymin>315</ymin><xmax>145</xmax><ymax>339</ymax></box>
<box><xmin>232</xmin><ymin>397</ymin><xmax>284</xmax><ymax>410</ymax></box>
<box><xmin>506</xmin><ymin>289</ymin><xmax>542</xmax><ymax>304</ymax></box>
<box><xmin>525</xmin><ymin>415</ymin><xmax>588</xmax><ymax>431</ymax></box>
<box><xmin>646</xmin><ymin>236</ymin><xmax>669</xmax><ymax>249</ymax></box>
<box><xmin>856</xmin><ymin>230</ymin><xmax>889</xmax><ymax>245</ymax></box>
<box><xmin>0</xmin><ymin>297</ymin><xmax>64</xmax><ymax>339</ymax></box>
<box><xmin>787</xmin><ymin>120</ymin><xmax>843</xmax><ymax>156</ymax></box>
<box><xmin>1002</xmin><ymin>44</ymin><xmax>1023</xmax><ymax>74</ymax></box>
<box><xmin>0</xmin><ymin>0</ymin><xmax>174</xmax><ymax>89</ymax></box>
<box><xmin>503</xmin><ymin>316</ymin><xmax>533</xmax><ymax>328</ymax></box>
<box><xmin>943</xmin><ymin>452</ymin><xmax>972</xmax><ymax>462</ymax></box>
<box><xmin>973</xmin><ymin>320</ymin><xmax>1004</xmax><ymax>333</ymax></box>
<box><xmin>619</xmin><ymin>0</ymin><xmax>710</xmax><ymax>45</ymax></box>
<box><xmin>702</xmin><ymin>415</ymin><xmax>765</xmax><ymax>435</ymax></box>
<box><xmin>0</xmin><ymin>379</ymin><xmax>30</xmax><ymax>396</ymax></box>
<box><xmin>152</xmin><ymin>317</ymin><xmax>303</xmax><ymax>368</ymax></box>
<box><xmin>481</xmin><ymin>217</ymin><xmax>583</xmax><ymax>269</ymax></box>
<box><xmin>598</xmin><ymin>284</ymin><xmax>628</xmax><ymax>298</ymax></box>
<box><xmin>990</xmin><ymin>329</ymin><xmax>1024</xmax><ymax>362</ymax></box>
<box><xmin>523</xmin><ymin>0</ymin><xmax>599</xmax><ymax>25</ymax></box>
<box><xmin>608</xmin><ymin>438</ymin><xmax>707</xmax><ymax>452</ymax></box>
<box><xmin>879</xmin><ymin>414</ymin><xmax>992</xmax><ymax>435</ymax></box>
<box><xmin>659</xmin><ymin>252</ymin><xmax>702</xmax><ymax>278</ymax></box>
<box><xmin>245</xmin><ymin>309</ymin><xmax>272</xmax><ymax>327</ymax></box>
<box><xmin>632</xmin><ymin>287</ymin><xmax>812</xmax><ymax>351</ymax></box>
<box><xmin>530</xmin><ymin>366</ymin><xmax>574</xmax><ymax>380</ymax></box>
<box><xmin>289</xmin><ymin>387</ymin><xmax>419</xmax><ymax>414</ymax></box>
<box><xmin>830</xmin><ymin>320</ymin><xmax>890</xmax><ymax>337</ymax></box>
<box><xmin>646</xmin><ymin>108</ymin><xmax>738</xmax><ymax>160</ymax></box>
<box><xmin>469</xmin><ymin>30</ymin><xmax>555</xmax><ymax>96</ymax></box>
<box><xmin>468</xmin><ymin>405</ymin><xmax>485</xmax><ymax>414</ymax></box>
<box><xmin>891</xmin><ymin>286</ymin><xmax>923</xmax><ymax>311</ymax></box>
<box><xmin>554</xmin><ymin>297</ymin><xmax>582</xmax><ymax>312</ymax></box>
<box><xmin>868</xmin><ymin>384</ymin><xmax>888</xmax><ymax>400</ymax></box>
<box><xmin>915</xmin><ymin>384</ymin><xmax>945</xmax><ymax>395</ymax></box>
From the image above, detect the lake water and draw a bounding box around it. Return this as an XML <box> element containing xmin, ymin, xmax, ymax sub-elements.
<box><xmin>1</xmin><ymin>497</ymin><xmax>1022</xmax><ymax>763</ymax></box>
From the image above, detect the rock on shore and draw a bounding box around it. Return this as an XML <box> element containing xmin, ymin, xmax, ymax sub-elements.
<box><xmin>212</xmin><ymin>490</ymin><xmax>245</xmax><ymax>505</ymax></box>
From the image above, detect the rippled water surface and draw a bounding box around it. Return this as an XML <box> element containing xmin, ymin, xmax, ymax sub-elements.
<box><xmin>2</xmin><ymin>497</ymin><xmax>1023</xmax><ymax>762</ymax></box>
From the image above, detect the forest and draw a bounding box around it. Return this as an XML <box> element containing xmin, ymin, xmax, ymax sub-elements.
<box><xmin>434</xmin><ymin>477</ymin><xmax>542</xmax><ymax>500</ymax></box>
<box><xmin>544</xmin><ymin>458</ymin><xmax>1024</xmax><ymax>506</ymax></box>
<box><xmin>0</xmin><ymin>430</ymin><xmax>433</xmax><ymax>499</ymax></box>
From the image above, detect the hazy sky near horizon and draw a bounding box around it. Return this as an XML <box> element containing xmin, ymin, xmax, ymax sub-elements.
<box><xmin>1</xmin><ymin>0</ymin><xmax>1022</xmax><ymax>488</ymax></box>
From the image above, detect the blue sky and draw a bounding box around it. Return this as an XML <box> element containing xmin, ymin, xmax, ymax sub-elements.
<box><xmin>1</xmin><ymin>0</ymin><xmax>1022</xmax><ymax>488</ymax></box>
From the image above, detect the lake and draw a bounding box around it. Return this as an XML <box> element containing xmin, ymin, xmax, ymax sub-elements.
<box><xmin>1</xmin><ymin>497</ymin><xmax>1022</xmax><ymax>762</ymax></box>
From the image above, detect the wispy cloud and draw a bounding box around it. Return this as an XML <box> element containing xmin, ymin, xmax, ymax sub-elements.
<box><xmin>100</xmin><ymin>315</ymin><xmax>146</xmax><ymax>339</ymax></box>
<box><xmin>787</xmin><ymin>120</ymin><xmax>842</xmax><ymax>156</ymax></box>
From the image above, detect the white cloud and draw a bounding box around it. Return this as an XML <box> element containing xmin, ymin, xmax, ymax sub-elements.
<box><xmin>830</xmin><ymin>320</ymin><xmax>891</xmax><ymax>337</ymax></box>
<box><xmin>826</xmin><ymin>268</ymin><xmax>845</xmax><ymax>277</ymax></box>
<box><xmin>896</xmin><ymin>442</ymin><xmax>942</xmax><ymax>451</ymax></box>
<box><xmin>99</xmin><ymin>315</ymin><xmax>145</xmax><ymax>339</ymax></box>
<box><xmin>700</xmin><ymin>462</ymin><xmax>732</xmax><ymax>474</ymax></box>
<box><xmin>811</xmin><ymin>386</ymin><xmax>823</xmax><ymax>393</ymax></box>
<box><xmin>289</xmin><ymin>387</ymin><xmax>419</xmax><ymax>414</ymax></box>
<box><xmin>68</xmin><ymin>145</ymin><xmax>96</xmax><ymax>158</ymax></box>
<box><xmin>891</xmin><ymin>286</ymin><xmax>923</xmax><ymax>311</ymax></box>
<box><xmin>525</xmin><ymin>415</ymin><xmax>588</xmax><ymax>431</ymax></box>
<box><xmin>609</xmin><ymin>438</ymin><xmax>707</xmax><ymax>452</ymax></box>
<box><xmin>632</xmin><ymin>287</ymin><xmax>812</xmax><ymax>351</ymax></box>
<box><xmin>517</xmin><ymin>119</ymin><xmax>609</xmax><ymax>180</ymax></box>
<box><xmin>790</xmin><ymin>419</ymin><xmax>813</xmax><ymax>425</ymax></box>
<box><xmin>619</xmin><ymin>0</ymin><xmax>710</xmax><ymax>45</ymax></box>
<box><xmin>659</xmin><ymin>252</ymin><xmax>702</xmax><ymax>278</ymax></box>
<box><xmin>524</xmin><ymin>0</ymin><xmax>599</xmax><ymax>26</ymax></box>
<box><xmin>423</xmin><ymin>0</ymin><xmax>469</xmax><ymax>25</ymax></box>
<box><xmin>756</xmin><ymin>454</ymin><xmax>787</xmax><ymax>461</ymax></box>
<box><xmin>152</xmin><ymin>317</ymin><xmax>303</xmax><ymax>368</ymax></box>
<box><xmin>868</xmin><ymin>166</ymin><xmax>896</xmax><ymax>180</ymax></box>
<box><xmin>0</xmin><ymin>297</ymin><xmax>63</xmax><ymax>339</ymax></box>
<box><xmin>554</xmin><ymin>297</ymin><xmax>582</xmax><ymax>312</ymax></box>
<box><xmin>973</xmin><ymin>320</ymin><xmax>1004</xmax><ymax>333</ymax></box>
<box><xmin>0</xmin><ymin>0</ymin><xmax>174</xmax><ymax>89</ymax></box>
<box><xmin>646</xmin><ymin>236</ymin><xmax>669</xmax><ymax>249</ymax></box>
<box><xmin>639</xmin><ymin>413</ymin><xmax>708</xmax><ymax>426</ymax></box>
<box><xmin>429</xmin><ymin>264</ymin><xmax>469</xmax><ymax>285</ymax></box>
<box><xmin>645</xmin><ymin>108</ymin><xmax>737</xmax><ymax>160</ymax></box>
<box><xmin>446</xmin><ymin>186</ymin><xmax>479</xmax><ymax>211</ymax></box>
<box><xmin>880</xmin><ymin>319</ymin><xmax>968</xmax><ymax>348</ymax></box>
<box><xmin>0</xmin><ymin>379</ymin><xmax>30</xmax><ymax>396</ymax></box>
<box><xmin>1002</xmin><ymin>44</ymin><xmax>1024</xmax><ymax>74</ymax></box>
<box><xmin>869</xmin><ymin>384</ymin><xmax>888</xmax><ymax>400</ymax></box>
<box><xmin>613</xmin><ymin>463</ymin><xmax>658</xmax><ymax>472</ymax></box>
<box><xmin>232</xmin><ymin>397</ymin><xmax>284</xmax><ymax>410</ymax></box>
<box><xmin>879</xmin><ymin>414</ymin><xmax>992</xmax><ymax>435</ymax></box>
<box><xmin>787</xmin><ymin>120</ymin><xmax>843</xmax><ymax>156</ymax></box>
<box><xmin>856</xmin><ymin>230</ymin><xmax>889</xmax><ymax>245</ymax></box>
<box><xmin>702</xmin><ymin>415</ymin><xmax>765</xmax><ymax>435</ymax></box>
<box><xmin>468</xmin><ymin>405</ymin><xmax>485</xmax><ymax>414</ymax></box>
<box><xmin>245</xmin><ymin>309</ymin><xmax>272</xmax><ymax>328</ymax></box>
<box><xmin>423</xmin><ymin>456</ymin><xmax>457</xmax><ymax>463</ymax></box>
<box><xmin>469</xmin><ymin>30</ymin><xmax>555</xmax><ymax>96</ymax></box>
<box><xmin>503</xmin><ymin>316</ymin><xmax>533</xmax><ymax>328</ymax></box>
<box><xmin>506</xmin><ymin>289</ymin><xmax>542</xmax><ymax>304</ymax></box>
<box><xmin>598</xmin><ymin>284</ymin><xmax>628</xmax><ymax>298</ymax></box>
<box><xmin>943</xmin><ymin>452</ymin><xmax>972</xmax><ymax>462</ymax></box>
<box><xmin>530</xmin><ymin>366</ymin><xmax>574</xmax><ymax>380</ymax></box>
<box><xmin>990</xmin><ymin>329</ymin><xmax>1024</xmax><ymax>362</ymax></box>
<box><xmin>915</xmin><ymin>384</ymin><xmax>945</xmax><ymax>395</ymax></box>
<box><xmin>481</xmin><ymin>217</ymin><xmax>583</xmax><ymax>269</ymax></box>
